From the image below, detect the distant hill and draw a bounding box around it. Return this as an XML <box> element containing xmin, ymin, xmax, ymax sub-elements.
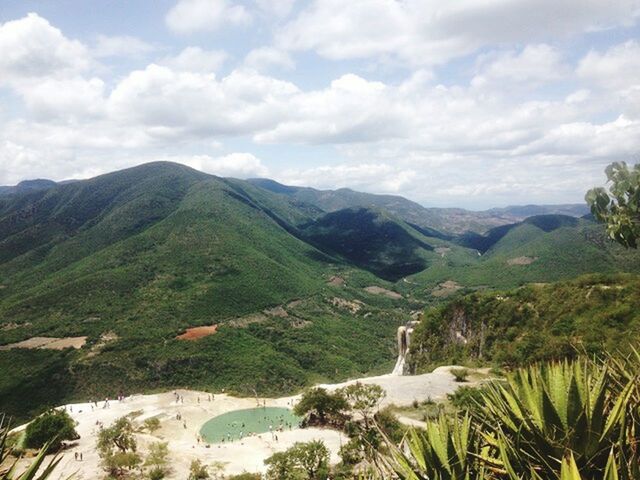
<box><xmin>0</xmin><ymin>179</ymin><xmax>57</xmax><ymax>196</ymax></box>
<box><xmin>456</xmin><ymin>214</ymin><xmax>580</xmax><ymax>253</ymax></box>
<box><xmin>248</xmin><ymin>178</ymin><xmax>588</xmax><ymax>235</ymax></box>
<box><xmin>300</xmin><ymin>207</ymin><xmax>435</xmax><ymax>281</ymax></box>
<box><xmin>486</xmin><ymin>204</ymin><xmax>590</xmax><ymax>218</ymax></box>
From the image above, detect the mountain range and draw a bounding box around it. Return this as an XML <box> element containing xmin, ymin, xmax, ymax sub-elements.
<box><xmin>0</xmin><ymin>162</ymin><xmax>636</xmax><ymax>422</ymax></box>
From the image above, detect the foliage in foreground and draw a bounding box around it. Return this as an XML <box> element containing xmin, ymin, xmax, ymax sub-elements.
<box><xmin>587</xmin><ymin>161</ymin><xmax>640</xmax><ymax>249</ymax></box>
<box><xmin>24</xmin><ymin>409</ymin><xmax>78</xmax><ymax>453</ymax></box>
<box><xmin>0</xmin><ymin>415</ymin><xmax>68</xmax><ymax>480</ymax></box>
<box><xmin>380</xmin><ymin>351</ymin><xmax>640</xmax><ymax>479</ymax></box>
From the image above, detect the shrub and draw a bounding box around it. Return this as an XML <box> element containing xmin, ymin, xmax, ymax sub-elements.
<box><xmin>143</xmin><ymin>417</ymin><xmax>161</xmax><ymax>433</ymax></box>
<box><xmin>446</xmin><ymin>386</ymin><xmax>483</xmax><ymax>410</ymax></box>
<box><xmin>24</xmin><ymin>409</ymin><xmax>78</xmax><ymax>452</ymax></box>
<box><xmin>450</xmin><ymin>368</ymin><xmax>469</xmax><ymax>382</ymax></box>
<box><xmin>188</xmin><ymin>459</ymin><xmax>210</xmax><ymax>480</ymax></box>
<box><xmin>1</xmin><ymin>414</ymin><xmax>68</xmax><ymax>479</ymax></box>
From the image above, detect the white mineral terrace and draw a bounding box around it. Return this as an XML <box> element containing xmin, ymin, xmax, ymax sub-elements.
<box><xmin>12</xmin><ymin>366</ymin><xmax>466</xmax><ymax>479</ymax></box>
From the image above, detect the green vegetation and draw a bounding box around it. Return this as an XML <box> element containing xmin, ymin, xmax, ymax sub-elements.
<box><xmin>380</xmin><ymin>353</ymin><xmax>640</xmax><ymax>479</ymax></box>
<box><xmin>23</xmin><ymin>409</ymin><xmax>78</xmax><ymax>452</ymax></box>
<box><xmin>264</xmin><ymin>440</ymin><xmax>330</xmax><ymax>480</ymax></box>
<box><xmin>409</xmin><ymin>273</ymin><xmax>640</xmax><ymax>371</ymax></box>
<box><xmin>300</xmin><ymin>207</ymin><xmax>435</xmax><ymax>280</ymax></box>
<box><xmin>144</xmin><ymin>442</ymin><xmax>170</xmax><ymax>480</ymax></box>
<box><xmin>97</xmin><ymin>416</ymin><xmax>141</xmax><ymax>478</ymax></box>
<box><xmin>2</xmin><ymin>161</ymin><xmax>640</xmax><ymax>426</ymax></box>
<box><xmin>587</xmin><ymin>161</ymin><xmax>639</xmax><ymax>248</ymax></box>
<box><xmin>1</xmin><ymin>415</ymin><xmax>68</xmax><ymax>480</ymax></box>
<box><xmin>293</xmin><ymin>388</ymin><xmax>348</xmax><ymax>427</ymax></box>
<box><xmin>188</xmin><ymin>459</ymin><xmax>210</xmax><ymax>480</ymax></box>
<box><xmin>449</xmin><ymin>367</ymin><xmax>469</xmax><ymax>382</ymax></box>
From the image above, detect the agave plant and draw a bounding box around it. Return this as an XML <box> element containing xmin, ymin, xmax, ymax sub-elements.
<box><xmin>0</xmin><ymin>415</ymin><xmax>69</xmax><ymax>480</ymax></box>
<box><xmin>376</xmin><ymin>355</ymin><xmax>639</xmax><ymax>480</ymax></box>
<box><xmin>380</xmin><ymin>412</ymin><xmax>486</xmax><ymax>480</ymax></box>
<box><xmin>475</xmin><ymin>359</ymin><xmax>638</xmax><ymax>479</ymax></box>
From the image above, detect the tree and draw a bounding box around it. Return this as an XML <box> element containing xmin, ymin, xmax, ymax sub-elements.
<box><xmin>265</xmin><ymin>441</ymin><xmax>330</xmax><ymax>480</ymax></box>
<box><xmin>144</xmin><ymin>441</ymin><xmax>169</xmax><ymax>480</ymax></box>
<box><xmin>338</xmin><ymin>383</ymin><xmax>386</xmax><ymax>427</ymax></box>
<box><xmin>293</xmin><ymin>388</ymin><xmax>348</xmax><ymax>426</ymax></box>
<box><xmin>1</xmin><ymin>414</ymin><xmax>71</xmax><ymax>480</ymax></box>
<box><xmin>188</xmin><ymin>459</ymin><xmax>210</xmax><ymax>480</ymax></box>
<box><xmin>291</xmin><ymin>441</ymin><xmax>330</xmax><ymax>480</ymax></box>
<box><xmin>265</xmin><ymin>450</ymin><xmax>302</xmax><ymax>480</ymax></box>
<box><xmin>97</xmin><ymin>417</ymin><xmax>141</xmax><ymax>477</ymax></box>
<box><xmin>586</xmin><ymin>161</ymin><xmax>640</xmax><ymax>248</ymax></box>
<box><xmin>24</xmin><ymin>409</ymin><xmax>78</xmax><ymax>453</ymax></box>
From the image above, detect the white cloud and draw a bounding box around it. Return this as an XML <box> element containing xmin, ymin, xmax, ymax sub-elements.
<box><xmin>578</xmin><ymin>40</ymin><xmax>640</xmax><ymax>90</ymax></box>
<box><xmin>244</xmin><ymin>47</ymin><xmax>294</xmax><ymax>71</ymax></box>
<box><xmin>278</xmin><ymin>163</ymin><xmax>415</xmax><ymax>193</ymax></box>
<box><xmin>254</xmin><ymin>0</ymin><xmax>296</xmax><ymax>18</ymax></box>
<box><xmin>160</xmin><ymin>47</ymin><xmax>228</xmax><ymax>73</ymax></box>
<box><xmin>277</xmin><ymin>0</ymin><xmax>640</xmax><ymax>65</ymax></box>
<box><xmin>18</xmin><ymin>77</ymin><xmax>106</xmax><ymax>121</ymax></box>
<box><xmin>0</xmin><ymin>13</ymin><xmax>89</xmax><ymax>83</ymax></box>
<box><xmin>472</xmin><ymin>44</ymin><xmax>567</xmax><ymax>88</ymax></box>
<box><xmin>92</xmin><ymin>34</ymin><xmax>155</xmax><ymax>58</ymax></box>
<box><xmin>254</xmin><ymin>74</ymin><xmax>409</xmax><ymax>144</ymax></box>
<box><xmin>179</xmin><ymin>152</ymin><xmax>269</xmax><ymax>177</ymax></box>
<box><xmin>166</xmin><ymin>0</ymin><xmax>251</xmax><ymax>34</ymax></box>
<box><xmin>107</xmin><ymin>65</ymin><xmax>298</xmax><ymax>138</ymax></box>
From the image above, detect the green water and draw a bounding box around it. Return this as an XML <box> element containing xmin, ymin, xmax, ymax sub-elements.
<box><xmin>200</xmin><ymin>407</ymin><xmax>301</xmax><ymax>443</ymax></box>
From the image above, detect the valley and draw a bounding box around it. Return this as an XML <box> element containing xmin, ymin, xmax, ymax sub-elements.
<box><xmin>1</xmin><ymin>162</ymin><xmax>639</xmax><ymax>427</ymax></box>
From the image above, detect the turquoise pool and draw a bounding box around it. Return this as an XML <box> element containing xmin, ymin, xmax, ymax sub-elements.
<box><xmin>200</xmin><ymin>407</ymin><xmax>301</xmax><ymax>443</ymax></box>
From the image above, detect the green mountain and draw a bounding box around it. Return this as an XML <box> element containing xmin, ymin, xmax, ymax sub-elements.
<box><xmin>0</xmin><ymin>162</ymin><xmax>414</xmax><ymax>421</ymax></box>
<box><xmin>248</xmin><ymin>178</ymin><xmax>588</xmax><ymax>235</ymax></box>
<box><xmin>300</xmin><ymin>207</ymin><xmax>435</xmax><ymax>281</ymax></box>
<box><xmin>0</xmin><ymin>162</ymin><xmax>637</xmax><ymax>423</ymax></box>
<box><xmin>401</xmin><ymin>215</ymin><xmax>640</xmax><ymax>295</ymax></box>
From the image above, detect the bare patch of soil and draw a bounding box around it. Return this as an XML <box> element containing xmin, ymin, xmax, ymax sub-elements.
<box><xmin>264</xmin><ymin>306</ymin><xmax>288</xmax><ymax>318</ymax></box>
<box><xmin>507</xmin><ymin>256</ymin><xmax>537</xmax><ymax>266</ymax></box>
<box><xmin>364</xmin><ymin>286</ymin><xmax>403</xmax><ymax>299</ymax></box>
<box><xmin>0</xmin><ymin>336</ymin><xmax>87</xmax><ymax>351</ymax></box>
<box><xmin>87</xmin><ymin>331</ymin><xmax>119</xmax><ymax>357</ymax></box>
<box><xmin>330</xmin><ymin>297</ymin><xmax>364</xmax><ymax>314</ymax></box>
<box><xmin>1</xmin><ymin>322</ymin><xmax>29</xmax><ymax>331</ymax></box>
<box><xmin>431</xmin><ymin>280</ymin><xmax>462</xmax><ymax>298</ymax></box>
<box><xmin>227</xmin><ymin>313</ymin><xmax>268</xmax><ymax>328</ymax></box>
<box><xmin>176</xmin><ymin>325</ymin><xmax>218</xmax><ymax>341</ymax></box>
<box><xmin>327</xmin><ymin>276</ymin><xmax>345</xmax><ymax>286</ymax></box>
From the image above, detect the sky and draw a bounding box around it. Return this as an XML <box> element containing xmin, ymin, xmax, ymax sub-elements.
<box><xmin>0</xmin><ymin>0</ymin><xmax>639</xmax><ymax>209</ymax></box>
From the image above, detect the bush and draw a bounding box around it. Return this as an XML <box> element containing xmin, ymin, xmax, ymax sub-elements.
<box><xmin>447</xmin><ymin>386</ymin><xmax>484</xmax><ymax>410</ymax></box>
<box><xmin>188</xmin><ymin>459</ymin><xmax>210</xmax><ymax>480</ymax></box>
<box><xmin>24</xmin><ymin>409</ymin><xmax>78</xmax><ymax>452</ymax></box>
<box><xmin>143</xmin><ymin>417</ymin><xmax>161</xmax><ymax>433</ymax></box>
<box><xmin>450</xmin><ymin>367</ymin><xmax>469</xmax><ymax>382</ymax></box>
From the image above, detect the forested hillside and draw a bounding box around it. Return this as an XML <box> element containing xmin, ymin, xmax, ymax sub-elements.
<box><xmin>409</xmin><ymin>273</ymin><xmax>640</xmax><ymax>371</ymax></box>
<box><xmin>0</xmin><ymin>162</ymin><xmax>638</xmax><ymax>423</ymax></box>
